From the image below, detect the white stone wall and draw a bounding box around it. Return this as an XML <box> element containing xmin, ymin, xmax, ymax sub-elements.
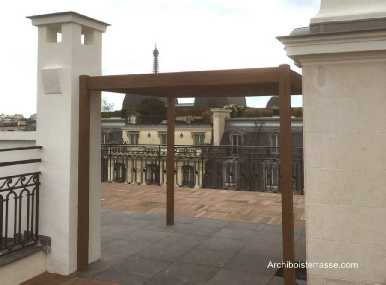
<box><xmin>303</xmin><ymin>57</ymin><xmax>386</xmax><ymax>284</ymax></box>
<box><xmin>0</xmin><ymin>252</ymin><xmax>46</xmax><ymax>285</ymax></box>
<box><xmin>0</xmin><ymin>131</ymin><xmax>36</xmax><ymax>148</ymax></box>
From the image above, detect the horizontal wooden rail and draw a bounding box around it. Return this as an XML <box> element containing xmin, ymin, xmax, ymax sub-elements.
<box><xmin>0</xmin><ymin>146</ymin><xmax>42</xmax><ymax>152</ymax></box>
<box><xmin>0</xmin><ymin>159</ymin><xmax>42</xmax><ymax>167</ymax></box>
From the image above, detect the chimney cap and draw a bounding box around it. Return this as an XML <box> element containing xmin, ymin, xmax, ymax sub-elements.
<box><xmin>27</xmin><ymin>11</ymin><xmax>110</xmax><ymax>32</ymax></box>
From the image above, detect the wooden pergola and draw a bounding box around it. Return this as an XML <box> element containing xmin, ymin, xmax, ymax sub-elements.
<box><xmin>77</xmin><ymin>65</ymin><xmax>302</xmax><ymax>284</ymax></box>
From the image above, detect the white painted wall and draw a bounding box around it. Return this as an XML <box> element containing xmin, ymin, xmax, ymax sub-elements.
<box><xmin>0</xmin><ymin>131</ymin><xmax>36</xmax><ymax>148</ymax></box>
<box><xmin>30</xmin><ymin>12</ymin><xmax>108</xmax><ymax>275</ymax></box>
<box><xmin>0</xmin><ymin>147</ymin><xmax>40</xmax><ymax>178</ymax></box>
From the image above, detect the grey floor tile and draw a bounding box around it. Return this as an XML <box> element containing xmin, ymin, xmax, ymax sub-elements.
<box><xmin>146</xmin><ymin>263</ymin><xmax>220</xmax><ymax>285</ymax></box>
<box><xmin>191</xmin><ymin>218</ymin><xmax>229</xmax><ymax>228</ymax></box>
<box><xmin>91</xmin><ymin>211</ymin><xmax>306</xmax><ymax>285</ymax></box>
<box><xmin>241</xmin><ymin>239</ymin><xmax>282</xmax><ymax>260</ymax></box>
<box><xmin>135</xmin><ymin>239</ymin><xmax>198</xmax><ymax>261</ymax></box>
<box><xmin>127</xmin><ymin>229</ymin><xmax>174</xmax><ymax>243</ymax></box>
<box><xmin>206</xmin><ymin>269</ymin><xmax>273</xmax><ymax>285</ymax></box>
<box><xmin>200</xmin><ymin>236</ymin><xmax>245</xmax><ymax>252</ymax></box>
<box><xmin>112</xmin><ymin>255</ymin><xmax>172</xmax><ymax>278</ymax></box>
<box><xmin>223</xmin><ymin>222</ymin><xmax>264</xmax><ymax>232</ymax></box>
<box><xmin>149</xmin><ymin>222</ymin><xmax>220</xmax><ymax>237</ymax></box>
<box><xmin>93</xmin><ymin>267</ymin><xmax>147</xmax><ymax>285</ymax></box>
<box><xmin>102</xmin><ymin>239</ymin><xmax>152</xmax><ymax>263</ymax></box>
<box><xmin>224</xmin><ymin>252</ymin><xmax>277</xmax><ymax>275</ymax></box>
<box><xmin>179</xmin><ymin>247</ymin><xmax>238</xmax><ymax>267</ymax></box>
<box><xmin>211</xmin><ymin>227</ymin><xmax>261</xmax><ymax>242</ymax></box>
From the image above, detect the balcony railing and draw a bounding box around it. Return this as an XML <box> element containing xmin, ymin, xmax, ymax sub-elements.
<box><xmin>101</xmin><ymin>144</ymin><xmax>304</xmax><ymax>193</ymax></box>
<box><xmin>0</xmin><ymin>146</ymin><xmax>41</xmax><ymax>257</ymax></box>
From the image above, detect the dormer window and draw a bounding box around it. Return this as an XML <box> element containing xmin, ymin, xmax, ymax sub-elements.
<box><xmin>230</xmin><ymin>133</ymin><xmax>242</xmax><ymax>154</ymax></box>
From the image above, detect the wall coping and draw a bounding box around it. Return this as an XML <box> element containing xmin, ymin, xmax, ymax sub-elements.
<box><xmin>0</xmin><ymin>131</ymin><xmax>37</xmax><ymax>141</ymax></box>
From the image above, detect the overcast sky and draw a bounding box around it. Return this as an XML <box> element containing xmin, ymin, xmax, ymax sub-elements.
<box><xmin>0</xmin><ymin>0</ymin><xmax>320</xmax><ymax>117</ymax></box>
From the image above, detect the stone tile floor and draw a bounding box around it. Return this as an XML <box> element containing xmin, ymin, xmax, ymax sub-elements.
<box><xmin>78</xmin><ymin>208</ymin><xmax>306</xmax><ymax>285</ymax></box>
<box><xmin>102</xmin><ymin>184</ymin><xmax>305</xmax><ymax>225</ymax></box>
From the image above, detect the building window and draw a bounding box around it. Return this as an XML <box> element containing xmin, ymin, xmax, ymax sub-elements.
<box><xmin>224</xmin><ymin>161</ymin><xmax>238</xmax><ymax>187</ymax></box>
<box><xmin>271</xmin><ymin>133</ymin><xmax>279</xmax><ymax>153</ymax></box>
<box><xmin>145</xmin><ymin>164</ymin><xmax>160</xmax><ymax>185</ymax></box>
<box><xmin>113</xmin><ymin>162</ymin><xmax>126</xmax><ymax>183</ymax></box>
<box><xmin>192</xmin><ymin>132</ymin><xmax>205</xmax><ymax>145</ymax></box>
<box><xmin>159</xmin><ymin>132</ymin><xmax>167</xmax><ymax>145</ymax></box>
<box><xmin>182</xmin><ymin>165</ymin><xmax>195</xmax><ymax>187</ymax></box>
<box><xmin>230</xmin><ymin>134</ymin><xmax>242</xmax><ymax>154</ymax></box>
<box><xmin>265</xmin><ymin>162</ymin><xmax>279</xmax><ymax>191</ymax></box>
<box><xmin>127</xmin><ymin>131</ymin><xmax>139</xmax><ymax>145</ymax></box>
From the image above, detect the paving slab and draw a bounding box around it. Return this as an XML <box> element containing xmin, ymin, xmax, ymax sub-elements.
<box><xmin>80</xmin><ymin>209</ymin><xmax>306</xmax><ymax>285</ymax></box>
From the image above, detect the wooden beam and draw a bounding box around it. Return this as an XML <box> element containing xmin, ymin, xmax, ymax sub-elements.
<box><xmin>106</xmin><ymin>83</ymin><xmax>279</xmax><ymax>98</ymax></box>
<box><xmin>77</xmin><ymin>75</ymin><xmax>90</xmax><ymax>271</ymax></box>
<box><xmin>87</xmin><ymin>68</ymin><xmax>282</xmax><ymax>92</ymax></box>
<box><xmin>279</xmin><ymin>65</ymin><xmax>296</xmax><ymax>285</ymax></box>
<box><xmin>166</xmin><ymin>96</ymin><xmax>175</xmax><ymax>226</ymax></box>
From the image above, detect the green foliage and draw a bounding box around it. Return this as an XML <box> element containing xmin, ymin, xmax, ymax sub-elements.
<box><xmin>137</xmin><ymin>98</ymin><xmax>167</xmax><ymax>124</ymax></box>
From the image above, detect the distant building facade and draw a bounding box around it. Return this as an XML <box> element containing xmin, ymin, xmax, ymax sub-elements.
<box><xmin>101</xmin><ymin>101</ymin><xmax>304</xmax><ymax>193</ymax></box>
<box><xmin>0</xmin><ymin>114</ymin><xmax>36</xmax><ymax>131</ymax></box>
<box><xmin>202</xmin><ymin>116</ymin><xmax>303</xmax><ymax>192</ymax></box>
<box><xmin>101</xmin><ymin>48</ymin><xmax>303</xmax><ymax>192</ymax></box>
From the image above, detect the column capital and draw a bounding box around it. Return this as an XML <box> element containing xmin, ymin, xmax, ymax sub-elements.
<box><xmin>312</xmin><ymin>0</ymin><xmax>386</xmax><ymax>24</ymax></box>
<box><xmin>278</xmin><ymin>1</ymin><xmax>386</xmax><ymax>66</ymax></box>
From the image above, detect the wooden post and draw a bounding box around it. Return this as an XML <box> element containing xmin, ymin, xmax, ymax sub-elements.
<box><xmin>166</xmin><ymin>96</ymin><xmax>176</xmax><ymax>225</ymax></box>
<box><xmin>77</xmin><ymin>75</ymin><xmax>90</xmax><ymax>271</ymax></box>
<box><xmin>279</xmin><ymin>65</ymin><xmax>296</xmax><ymax>284</ymax></box>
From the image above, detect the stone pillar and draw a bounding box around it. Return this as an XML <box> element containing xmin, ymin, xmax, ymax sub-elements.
<box><xmin>279</xmin><ymin>1</ymin><xmax>386</xmax><ymax>284</ymax></box>
<box><xmin>29</xmin><ymin>12</ymin><xmax>108</xmax><ymax>275</ymax></box>
<box><xmin>211</xmin><ymin>108</ymin><xmax>232</xmax><ymax>146</ymax></box>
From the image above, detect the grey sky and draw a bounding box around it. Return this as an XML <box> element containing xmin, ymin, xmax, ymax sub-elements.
<box><xmin>0</xmin><ymin>0</ymin><xmax>320</xmax><ymax>116</ymax></box>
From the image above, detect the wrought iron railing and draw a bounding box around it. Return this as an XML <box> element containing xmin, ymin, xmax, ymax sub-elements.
<box><xmin>0</xmin><ymin>146</ymin><xmax>41</xmax><ymax>256</ymax></box>
<box><xmin>101</xmin><ymin>144</ymin><xmax>304</xmax><ymax>193</ymax></box>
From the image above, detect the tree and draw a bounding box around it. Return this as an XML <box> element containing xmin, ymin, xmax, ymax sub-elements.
<box><xmin>136</xmin><ymin>98</ymin><xmax>167</xmax><ymax>124</ymax></box>
<box><xmin>101</xmin><ymin>98</ymin><xmax>114</xmax><ymax>112</ymax></box>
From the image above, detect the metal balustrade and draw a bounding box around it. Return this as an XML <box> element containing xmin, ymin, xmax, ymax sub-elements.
<box><xmin>0</xmin><ymin>147</ymin><xmax>41</xmax><ymax>257</ymax></box>
<box><xmin>101</xmin><ymin>144</ymin><xmax>304</xmax><ymax>193</ymax></box>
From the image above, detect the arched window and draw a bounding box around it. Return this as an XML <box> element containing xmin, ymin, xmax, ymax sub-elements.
<box><xmin>145</xmin><ymin>163</ymin><xmax>160</xmax><ymax>185</ymax></box>
<box><xmin>182</xmin><ymin>165</ymin><xmax>195</xmax><ymax>188</ymax></box>
<box><xmin>223</xmin><ymin>160</ymin><xmax>238</xmax><ymax>188</ymax></box>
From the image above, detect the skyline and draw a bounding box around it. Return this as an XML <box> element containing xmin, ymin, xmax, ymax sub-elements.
<box><xmin>0</xmin><ymin>0</ymin><xmax>320</xmax><ymax>116</ymax></box>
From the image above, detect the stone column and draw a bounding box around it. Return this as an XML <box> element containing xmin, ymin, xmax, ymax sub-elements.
<box><xmin>29</xmin><ymin>12</ymin><xmax>108</xmax><ymax>275</ymax></box>
<box><xmin>211</xmin><ymin>108</ymin><xmax>232</xmax><ymax>146</ymax></box>
<box><xmin>279</xmin><ymin>1</ymin><xmax>386</xmax><ymax>284</ymax></box>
